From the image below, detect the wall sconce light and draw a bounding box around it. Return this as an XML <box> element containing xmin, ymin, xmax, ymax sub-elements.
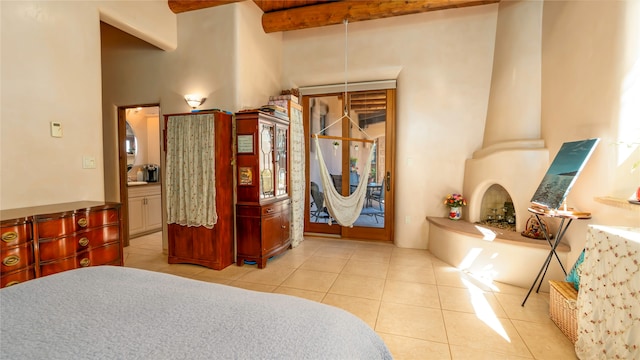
<box><xmin>354</xmin><ymin>144</ymin><xmax>359</xmax><ymax>152</ymax></box>
<box><xmin>184</xmin><ymin>94</ymin><xmax>206</xmax><ymax>109</ymax></box>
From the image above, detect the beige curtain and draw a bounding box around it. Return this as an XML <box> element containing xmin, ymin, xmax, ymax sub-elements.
<box><xmin>166</xmin><ymin>114</ymin><xmax>217</xmax><ymax>229</ymax></box>
<box><xmin>289</xmin><ymin>106</ymin><xmax>305</xmax><ymax>247</ymax></box>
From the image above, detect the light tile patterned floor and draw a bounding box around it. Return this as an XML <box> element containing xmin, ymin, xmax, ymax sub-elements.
<box><xmin>124</xmin><ymin>232</ymin><xmax>577</xmax><ymax>360</ymax></box>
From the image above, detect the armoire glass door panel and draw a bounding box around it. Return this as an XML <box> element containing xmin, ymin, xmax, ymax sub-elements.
<box><xmin>275</xmin><ymin>125</ymin><xmax>288</xmax><ymax>197</ymax></box>
<box><xmin>259</xmin><ymin>122</ymin><xmax>275</xmax><ymax>199</ymax></box>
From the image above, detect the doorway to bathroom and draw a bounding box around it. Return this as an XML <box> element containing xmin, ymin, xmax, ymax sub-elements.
<box><xmin>117</xmin><ymin>104</ymin><xmax>163</xmax><ymax>247</ymax></box>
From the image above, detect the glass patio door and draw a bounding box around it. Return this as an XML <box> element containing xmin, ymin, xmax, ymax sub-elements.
<box><xmin>303</xmin><ymin>89</ymin><xmax>395</xmax><ymax>242</ymax></box>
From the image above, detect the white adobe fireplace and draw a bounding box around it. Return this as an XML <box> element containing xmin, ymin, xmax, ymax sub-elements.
<box><xmin>464</xmin><ymin>140</ymin><xmax>548</xmax><ymax>232</ymax></box>
<box><xmin>428</xmin><ymin>1</ymin><xmax>568</xmax><ymax>290</ymax></box>
<box><xmin>463</xmin><ymin>0</ymin><xmax>549</xmax><ymax>229</ymax></box>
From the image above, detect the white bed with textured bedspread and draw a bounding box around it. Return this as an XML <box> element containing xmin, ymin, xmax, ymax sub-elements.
<box><xmin>0</xmin><ymin>266</ymin><xmax>392</xmax><ymax>359</ymax></box>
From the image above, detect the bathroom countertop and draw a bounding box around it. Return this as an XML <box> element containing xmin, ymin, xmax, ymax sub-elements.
<box><xmin>127</xmin><ymin>182</ymin><xmax>161</xmax><ymax>187</ymax></box>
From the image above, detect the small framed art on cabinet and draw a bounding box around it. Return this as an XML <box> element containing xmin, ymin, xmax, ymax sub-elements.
<box><xmin>239</xmin><ymin>167</ymin><xmax>253</xmax><ymax>185</ymax></box>
<box><xmin>237</xmin><ymin>135</ymin><xmax>254</xmax><ymax>154</ymax></box>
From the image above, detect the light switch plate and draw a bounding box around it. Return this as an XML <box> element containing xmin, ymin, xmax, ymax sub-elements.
<box><xmin>50</xmin><ymin>122</ymin><xmax>63</xmax><ymax>137</ymax></box>
<box><xmin>82</xmin><ymin>156</ymin><xmax>96</xmax><ymax>169</ymax></box>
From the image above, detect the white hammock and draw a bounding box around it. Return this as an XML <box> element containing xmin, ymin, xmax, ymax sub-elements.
<box><xmin>314</xmin><ymin>135</ymin><xmax>375</xmax><ymax>227</ymax></box>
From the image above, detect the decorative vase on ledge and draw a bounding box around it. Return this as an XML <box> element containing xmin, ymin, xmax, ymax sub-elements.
<box><xmin>448</xmin><ymin>206</ymin><xmax>462</xmax><ymax>220</ymax></box>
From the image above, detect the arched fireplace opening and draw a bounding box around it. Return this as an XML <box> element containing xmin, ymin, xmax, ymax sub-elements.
<box><xmin>477</xmin><ymin>184</ymin><xmax>516</xmax><ymax>231</ymax></box>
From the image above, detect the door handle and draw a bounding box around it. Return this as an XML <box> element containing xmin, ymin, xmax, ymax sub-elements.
<box><xmin>386</xmin><ymin>171</ymin><xmax>391</xmax><ymax>191</ymax></box>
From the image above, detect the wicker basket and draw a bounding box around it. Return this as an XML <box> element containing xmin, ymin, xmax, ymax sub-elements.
<box><xmin>549</xmin><ymin>280</ymin><xmax>578</xmax><ymax>343</ymax></box>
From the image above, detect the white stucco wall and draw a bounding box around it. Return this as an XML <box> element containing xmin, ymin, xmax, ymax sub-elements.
<box><xmin>282</xmin><ymin>5</ymin><xmax>499</xmax><ymax>248</ymax></box>
<box><xmin>0</xmin><ymin>0</ymin><xmax>175</xmax><ymax>209</ymax></box>
<box><xmin>235</xmin><ymin>1</ymin><xmax>283</xmax><ymax>110</ymax></box>
<box><xmin>164</xmin><ymin>5</ymin><xmax>239</xmax><ymax>113</ymax></box>
<box><xmin>541</xmin><ymin>0</ymin><xmax>640</xmax><ymax>263</ymax></box>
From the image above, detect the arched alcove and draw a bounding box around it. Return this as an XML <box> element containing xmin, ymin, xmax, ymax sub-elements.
<box><xmin>478</xmin><ymin>184</ymin><xmax>516</xmax><ymax>231</ymax></box>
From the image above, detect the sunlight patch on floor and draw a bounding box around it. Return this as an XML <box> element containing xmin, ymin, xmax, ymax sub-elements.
<box><xmin>458</xmin><ymin>248</ymin><xmax>500</xmax><ymax>291</ymax></box>
<box><xmin>462</xmin><ymin>278</ymin><xmax>510</xmax><ymax>342</ymax></box>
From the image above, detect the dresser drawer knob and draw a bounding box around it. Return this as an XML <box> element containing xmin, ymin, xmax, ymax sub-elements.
<box><xmin>79</xmin><ymin>258</ymin><xmax>91</xmax><ymax>267</ymax></box>
<box><xmin>1</xmin><ymin>231</ymin><xmax>18</xmax><ymax>243</ymax></box>
<box><xmin>77</xmin><ymin>218</ymin><xmax>88</xmax><ymax>227</ymax></box>
<box><xmin>78</xmin><ymin>237</ymin><xmax>90</xmax><ymax>247</ymax></box>
<box><xmin>2</xmin><ymin>255</ymin><xmax>20</xmax><ymax>267</ymax></box>
<box><xmin>5</xmin><ymin>281</ymin><xmax>20</xmax><ymax>287</ymax></box>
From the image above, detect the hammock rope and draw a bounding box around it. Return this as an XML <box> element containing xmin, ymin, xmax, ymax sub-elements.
<box><xmin>310</xmin><ymin>19</ymin><xmax>377</xmax><ymax>227</ymax></box>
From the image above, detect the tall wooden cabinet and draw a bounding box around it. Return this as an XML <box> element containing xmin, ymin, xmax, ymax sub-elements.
<box><xmin>164</xmin><ymin>111</ymin><xmax>234</xmax><ymax>270</ymax></box>
<box><xmin>235</xmin><ymin>110</ymin><xmax>291</xmax><ymax>268</ymax></box>
<box><xmin>0</xmin><ymin>201</ymin><xmax>122</xmax><ymax>288</ymax></box>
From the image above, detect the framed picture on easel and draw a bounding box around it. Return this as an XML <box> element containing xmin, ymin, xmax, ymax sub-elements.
<box><xmin>530</xmin><ymin>138</ymin><xmax>600</xmax><ymax>210</ymax></box>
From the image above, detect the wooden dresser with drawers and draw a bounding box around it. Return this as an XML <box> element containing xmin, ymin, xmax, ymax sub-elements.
<box><xmin>0</xmin><ymin>201</ymin><xmax>122</xmax><ymax>288</ymax></box>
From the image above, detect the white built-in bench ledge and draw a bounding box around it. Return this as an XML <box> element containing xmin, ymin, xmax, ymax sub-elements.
<box><xmin>427</xmin><ymin>217</ymin><xmax>570</xmax><ymax>291</ymax></box>
<box><xmin>427</xmin><ymin>217</ymin><xmax>571</xmax><ymax>252</ymax></box>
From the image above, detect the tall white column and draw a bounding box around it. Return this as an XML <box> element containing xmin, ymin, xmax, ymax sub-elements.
<box><xmin>483</xmin><ymin>0</ymin><xmax>543</xmax><ymax>147</ymax></box>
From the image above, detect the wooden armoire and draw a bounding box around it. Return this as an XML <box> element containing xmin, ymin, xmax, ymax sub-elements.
<box><xmin>235</xmin><ymin>110</ymin><xmax>291</xmax><ymax>268</ymax></box>
<box><xmin>164</xmin><ymin>111</ymin><xmax>234</xmax><ymax>270</ymax></box>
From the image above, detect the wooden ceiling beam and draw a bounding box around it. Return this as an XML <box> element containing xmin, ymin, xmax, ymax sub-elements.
<box><xmin>168</xmin><ymin>0</ymin><xmax>243</xmax><ymax>14</ymax></box>
<box><xmin>169</xmin><ymin>0</ymin><xmax>500</xmax><ymax>32</ymax></box>
<box><xmin>261</xmin><ymin>0</ymin><xmax>500</xmax><ymax>33</ymax></box>
<box><xmin>167</xmin><ymin>0</ymin><xmax>332</xmax><ymax>14</ymax></box>
<box><xmin>253</xmin><ymin>0</ymin><xmax>332</xmax><ymax>13</ymax></box>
